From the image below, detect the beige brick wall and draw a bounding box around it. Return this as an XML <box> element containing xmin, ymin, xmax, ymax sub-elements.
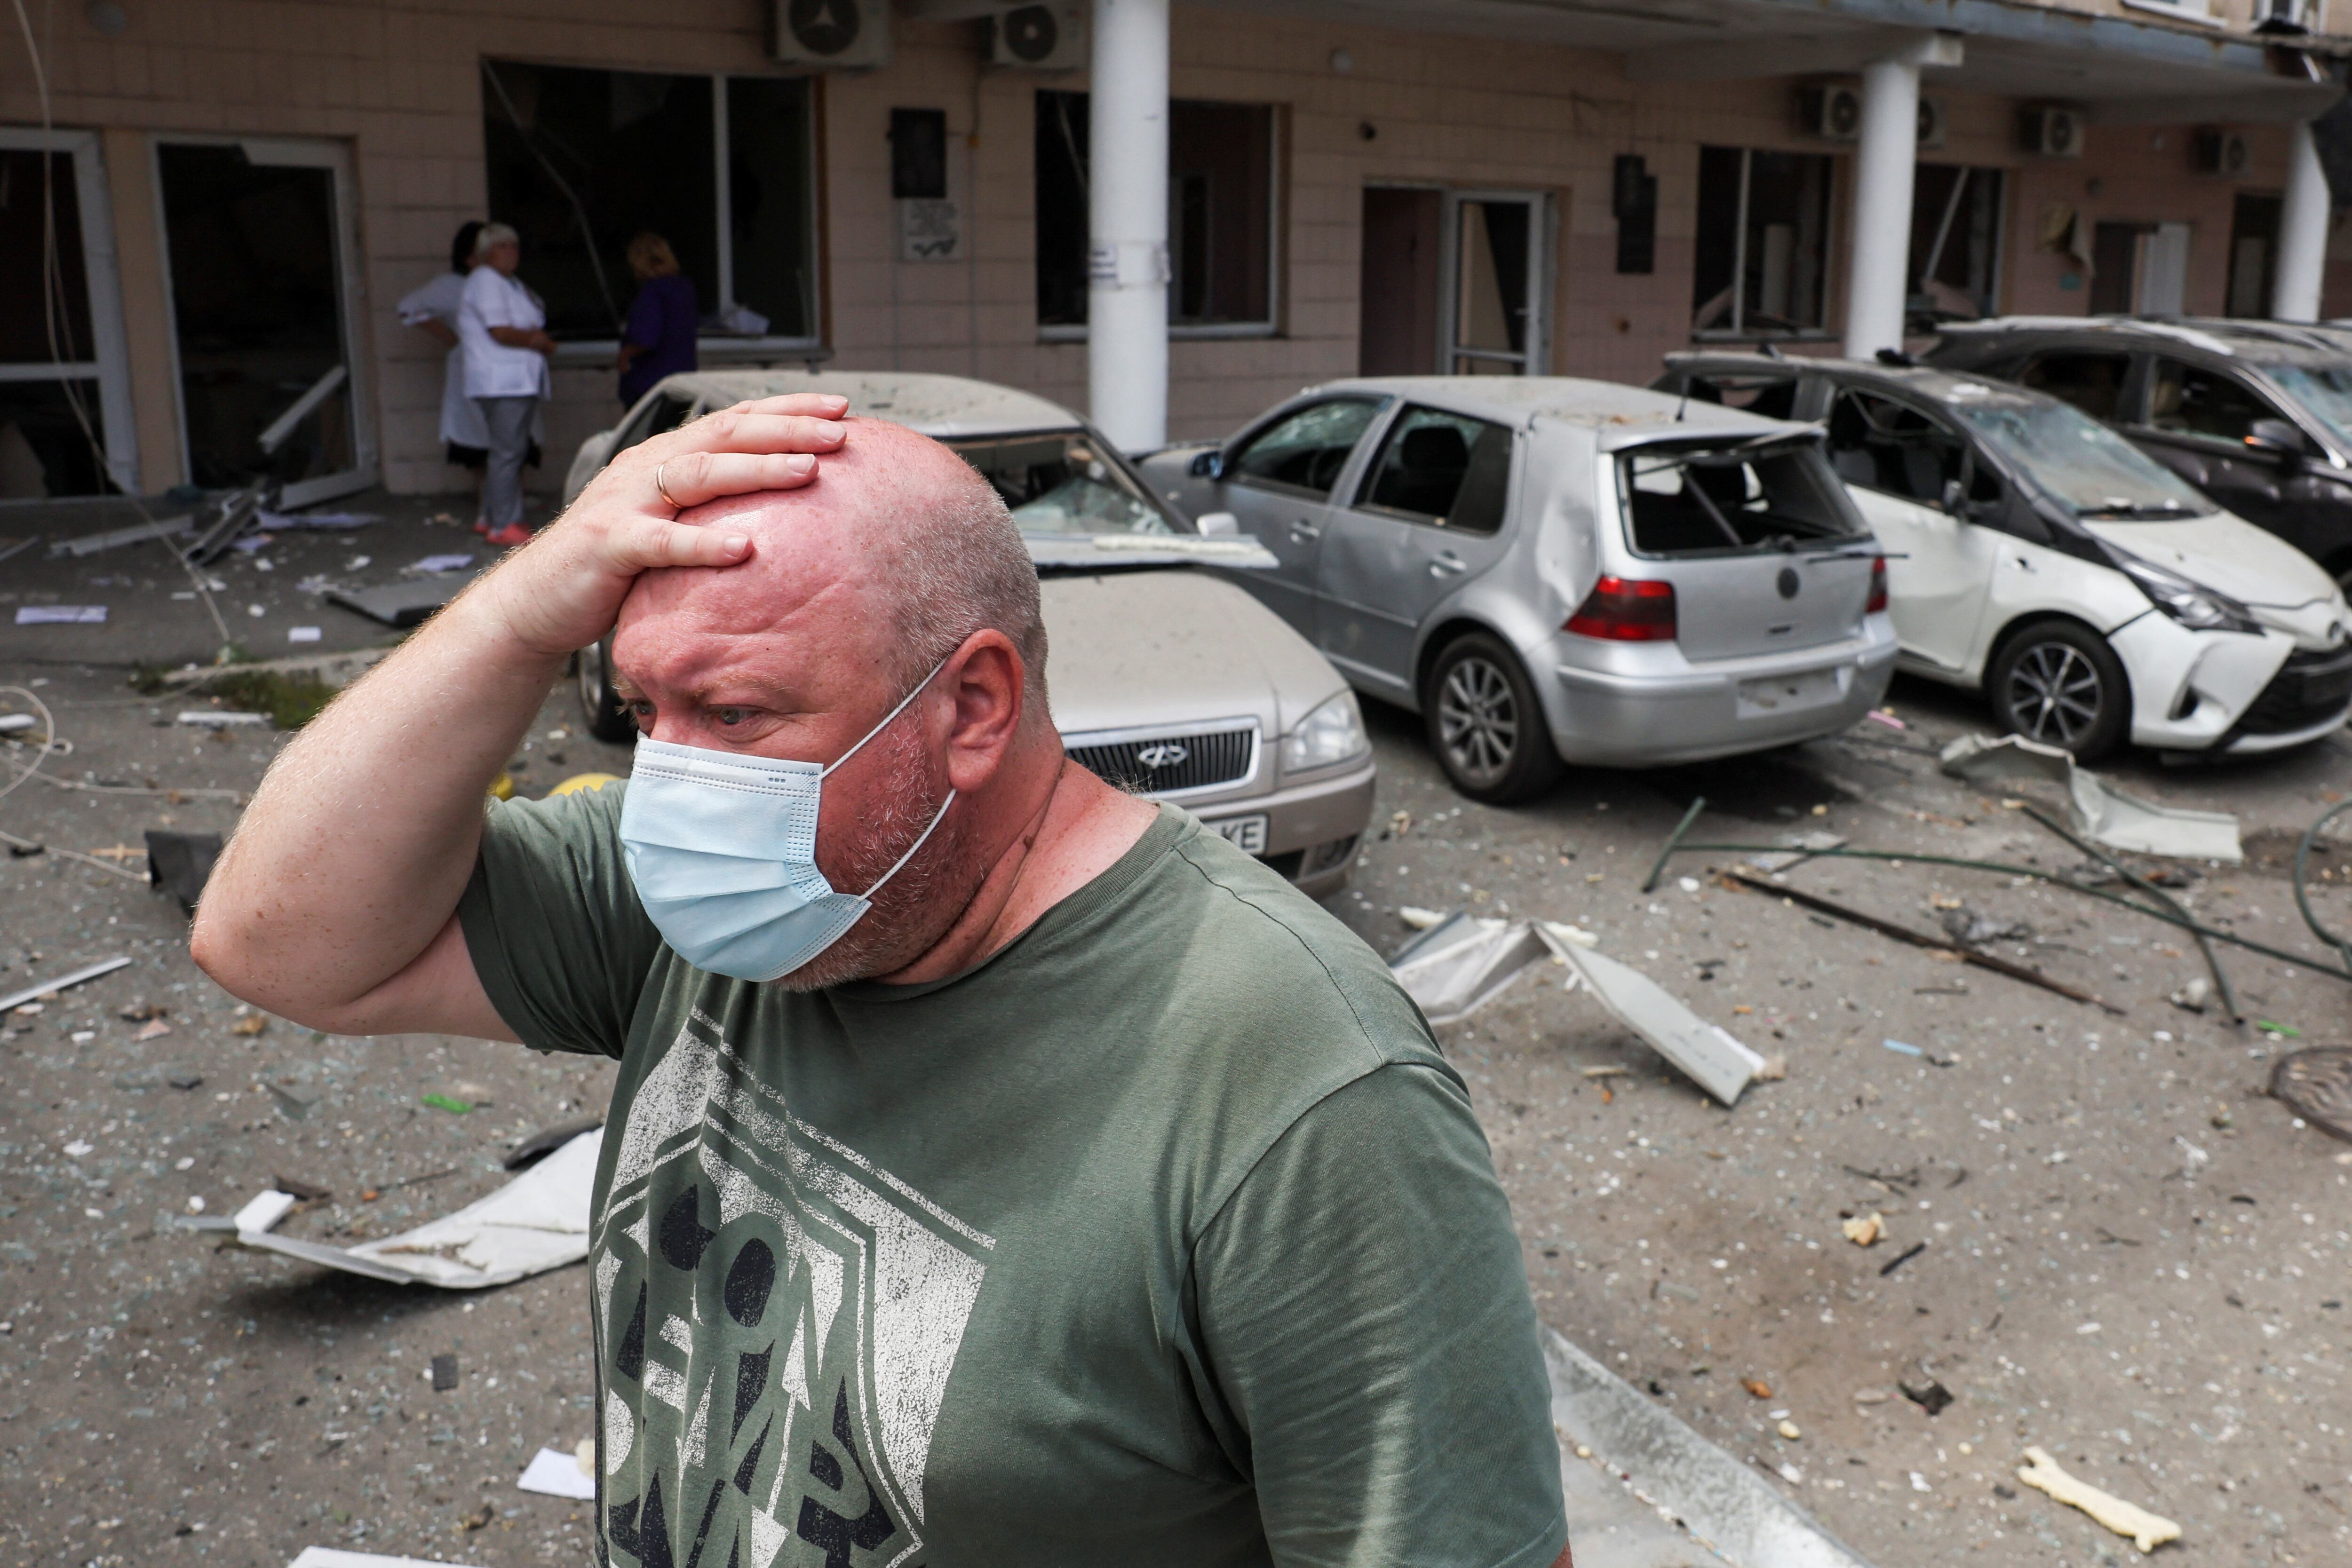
<box><xmin>3</xmin><ymin>0</ymin><xmax>2338</xmax><ymax>496</ymax></box>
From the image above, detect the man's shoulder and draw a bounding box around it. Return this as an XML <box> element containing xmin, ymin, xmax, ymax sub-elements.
<box><xmin>1110</xmin><ymin>809</ymin><xmax>1443</xmax><ymax>1078</ymax></box>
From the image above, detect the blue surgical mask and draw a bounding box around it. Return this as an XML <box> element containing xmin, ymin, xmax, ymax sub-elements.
<box><xmin>617</xmin><ymin>658</ymin><xmax>955</xmax><ymax>982</ymax></box>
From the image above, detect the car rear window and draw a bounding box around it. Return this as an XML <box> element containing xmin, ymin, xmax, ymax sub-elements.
<box><xmin>1618</xmin><ymin>438</ymin><xmax>1865</xmax><ymax>557</ymax></box>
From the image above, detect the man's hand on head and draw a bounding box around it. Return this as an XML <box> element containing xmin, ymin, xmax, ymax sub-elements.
<box><xmin>481</xmin><ymin>393</ymin><xmax>852</xmax><ymax>659</ymax></box>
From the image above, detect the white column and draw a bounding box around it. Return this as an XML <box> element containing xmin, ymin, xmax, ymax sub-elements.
<box><xmin>1843</xmin><ymin>57</ymin><xmax>1922</xmax><ymax>360</ymax></box>
<box><xmin>2276</xmin><ymin>120</ymin><xmax>2330</xmax><ymax>324</ymax></box>
<box><xmin>1088</xmin><ymin>0</ymin><xmax>1169</xmax><ymax>452</ymax></box>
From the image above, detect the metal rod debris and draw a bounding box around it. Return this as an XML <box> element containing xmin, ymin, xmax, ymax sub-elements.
<box><xmin>0</xmin><ymin>955</ymin><xmax>135</xmax><ymax>1014</ymax></box>
<box><xmin>1722</xmin><ymin>871</ymin><xmax>2124</xmax><ymax>1014</ymax></box>
<box><xmin>1641</xmin><ymin>796</ymin><xmax>1708</xmax><ymax>894</ymax></box>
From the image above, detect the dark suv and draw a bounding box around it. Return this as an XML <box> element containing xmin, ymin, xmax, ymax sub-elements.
<box><xmin>1929</xmin><ymin>318</ymin><xmax>2352</xmax><ymax>589</ymax></box>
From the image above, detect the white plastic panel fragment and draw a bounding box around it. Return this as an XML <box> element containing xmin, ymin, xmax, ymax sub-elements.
<box><xmin>1939</xmin><ymin>733</ymin><xmax>2241</xmax><ymax>863</ymax></box>
<box><xmin>230</xmin><ymin>1128</ymin><xmax>601</xmax><ymax>1290</ymax></box>
<box><xmin>1550</xmin><ymin>939</ymin><xmax>1768</xmax><ymax>1107</ymax></box>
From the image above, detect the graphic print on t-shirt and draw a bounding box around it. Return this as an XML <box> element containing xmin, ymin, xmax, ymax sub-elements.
<box><xmin>594</xmin><ymin>1016</ymin><xmax>993</xmax><ymax>1568</ymax></box>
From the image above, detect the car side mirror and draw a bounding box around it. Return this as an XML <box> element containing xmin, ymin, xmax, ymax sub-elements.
<box><xmin>1188</xmin><ymin>449</ymin><xmax>1225</xmax><ymax>479</ymax></box>
<box><xmin>1195</xmin><ymin>511</ymin><xmax>1239</xmax><ymax>537</ymax></box>
<box><xmin>1940</xmin><ymin>477</ymin><xmax>2001</xmax><ymax>523</ymax></box>
<box><xmin>2246</xmin><ymin>418</ymin><xmax>2305</xmax><ymax>466</ymax></box>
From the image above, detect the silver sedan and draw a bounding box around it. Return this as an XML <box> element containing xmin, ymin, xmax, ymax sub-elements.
<box><xmin>1143</xmin><ymin>377</ymin><xmax>1900</xmax><ymax>802</ymax></box>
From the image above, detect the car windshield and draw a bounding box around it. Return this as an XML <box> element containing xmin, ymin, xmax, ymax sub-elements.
<box><xmin>2265</xmin><ymin>363</ymin><xmax>2352</xmax><ymax>449</ymax></box>
<box><xmin>943</xmin><ymin>430</ymin><xmax>1176</xmax><ymax>536</ymax></box>
<box><xmin>1942</xmin><ymin>392</ymin><xmax>2211</xmax><ymax>520</ymax></box>
<box><xmin>1618</xmin><ymin>435</ymin><xmax>1866</xmax><ymax>557</ymax></box>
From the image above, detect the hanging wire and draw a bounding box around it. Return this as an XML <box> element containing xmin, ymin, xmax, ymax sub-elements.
<box><xmin>481</xmin><ymin>60</ymin><xmax>623</xmax><ymax>333</ymax></box>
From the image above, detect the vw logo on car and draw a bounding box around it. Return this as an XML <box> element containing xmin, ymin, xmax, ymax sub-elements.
<box><xmin>1136</xmin><ymin>742</ymin><xmax>1191</xmax><ymax>769</ymax></box>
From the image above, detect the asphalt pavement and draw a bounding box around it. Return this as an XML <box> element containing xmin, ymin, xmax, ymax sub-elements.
<box><xmin>3</xmin><ymin>493</ymin><xmax>2350</xmax><ymax>1567</ymax></box>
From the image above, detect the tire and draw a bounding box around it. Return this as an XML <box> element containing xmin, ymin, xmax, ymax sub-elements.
<box><xmin>1423</xmin><ymin>633</ymin><xmax>1565</xmax><ymax>804</ymax></box>
<box><xmin>1986</xmin><ymin>619</ymin><xmax>2131</xmax><ymax>763</ymax></box>
<box><xmin>578</xmin><ymin>634</ymin><xmax>637</xmax><ymax>743</ymax></box>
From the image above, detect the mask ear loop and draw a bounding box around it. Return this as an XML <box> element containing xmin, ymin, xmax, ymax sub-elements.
<box><xmin>821</xmin><ymin>653</ymin><xmax>955</xmax><ymax>778</ymax></box>
<box><xmin>858</xmin><ymin>788</ymin><xmax>957</xmax><ymax>898</ymax></box>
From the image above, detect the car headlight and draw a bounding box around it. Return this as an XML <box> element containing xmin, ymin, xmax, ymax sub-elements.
<box><xmin>2107</xmin><ymin>549</ymin><xmax>2261</xmax><ymax>634</ymax></box>
<box><xmin>1281</xmin><ymin>691</ymin><xmax>1369</xmax><ymax>775</ymax></box>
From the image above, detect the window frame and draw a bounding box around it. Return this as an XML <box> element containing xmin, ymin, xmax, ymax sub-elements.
<box><xmin>2138</xmin><ymin>356</ymin><xmax>2301</xmax><ymax>453</ymax></box>
<box><xmin>485</xmin><ymin>61</ymin><xmax>827</xmax><ymax>363</ymax></box>
<box><xmin>0</xmin><ymin>127</ymin><xmax>138</xmax><ymax>492</ymax></box>
<box><xmin>1823</xmin><ymin>385</ymin><xmax>1976</xmax><ymax>508</ymax></box>
<box><xmin>1033</xmin><ymin>92</ymin><xmax>1284</xmax><ymax>343</ymax></box>
<box><xmin>1349</xmin><ymin>403</ymin><xmax>1518</xmax><ymax>536</ymax></box>
<box><xmin>1690</xmin><ymin>145</ymin><xmax>1837</xmax><ymax>344</ymax></box>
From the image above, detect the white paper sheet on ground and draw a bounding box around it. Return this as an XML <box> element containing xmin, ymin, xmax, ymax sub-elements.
<box><xmin>286</xmin><ymin>1550</ymin><xmax>483</xmax><ymax>1568</ymax></box>
<box><xmin>517</xmin><ymin>1445</ymin><xmax>598</xmax><ymax>1500</ymax></box>
<box><xmin>1549</xmin><ymin>941</ymin><xmax>1770</xmax><ymax>1108</ymax></box>
<box><xmin>232</xmin><ymin>1129</ymin><xmax>601</xmax><ymax>1289</ymax></box>
<box><xmin>1940</xmin><ymin>733</ymin><xmax>2241</xmax><ymax>863</ymax></box>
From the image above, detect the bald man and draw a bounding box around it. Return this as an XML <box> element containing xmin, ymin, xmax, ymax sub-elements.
<box><xmin>195</xmin><ymin>399</ymin><xmax>1570</xmax><ymax>1568</ymax></box>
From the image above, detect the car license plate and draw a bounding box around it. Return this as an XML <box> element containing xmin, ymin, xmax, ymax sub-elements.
<box><xmin>1207</xmin><ymin>814</ymin><xmax>1269</xmax><ymax>854</ymax></box>
<box><xmin>1737</xmin><ymin>667</ymin><xmax>1843</xmax><ymax>719</ymax></box>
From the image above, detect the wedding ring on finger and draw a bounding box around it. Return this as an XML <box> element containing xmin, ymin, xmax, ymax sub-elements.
<box><xmin>653</xmin><ymin>461</ymin><xmax>684</xmax><ymax>515</ymax></box>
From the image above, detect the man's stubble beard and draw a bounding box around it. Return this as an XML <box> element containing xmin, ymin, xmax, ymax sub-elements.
<box><xmin>771</xmin><ymin>721</ymin><xmax>989</xmax><ymax>992</ymax></box>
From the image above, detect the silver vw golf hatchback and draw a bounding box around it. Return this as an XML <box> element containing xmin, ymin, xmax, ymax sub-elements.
<box><xmin>1142</xmin><ymin>378</ymin><xmax>1899</xmax><ymax>802</ymax></box>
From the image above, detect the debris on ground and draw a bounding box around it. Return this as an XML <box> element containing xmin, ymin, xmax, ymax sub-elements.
<box><xmin>145</xmin><ymin>829</ymin><xmax>223</xmax><ymax>911</ymax></box>
<box><xmin>421</xmin><ymin>1091</ymin><xmax>474</xmax><ymax>1114</ymax></box>
<box><xmin>286</xmin><ymin>1549</ymin><xmax>485</xmax><ymax>1568</ymax></box>
<box><xmin>2269</xmin><ymin>1046</ymin><xmax>2352</xmax><ymax>1141</ymax></box>
<box><xmin>1556</xmin><ymin>942</ymin><xmax>1770</xmax><ymax>1106</ymax></box>
<box><xmin>16</xmin><ymin>604</ymin><xmax>108</xmax><ymax>624</ymax></box>
<box><xmin>502</xmin><ymin>1114</ymin><xmax>606</xmax><ymax>1170</ymax></box>
<box><xmin>1899</xmin><ymin>1378</ymin><xmax>1954</xmax><ymax>1415</ymax></box>
<box><xmin>2015</xmin><ymin>1445</ymin><xmax>2181</xmax><ymax>1553</ymax></box>
<box><xmin>1842</xmin><ymin>1212</ymin><xmax>1886</xmax><ymax>1246</ymax></box>
<box><xmin>1878</xmin><ymin>1241</ymin><xmax>1928</xmax><ymax>1277</ymax></box>
<box><xmin>516</xmin><ymin>1444</ymin><xmax>597</xmax><ymax>1500</ymax></box>
<box><xmin>1748</xmin><ymin>830</ymin><xmax>1846</xmax><ymax>872</ymax></box>
<box><xmin>2169</xmin><ymin>976</ymin><xmax>2211</xmax><ymax>1013</ymax></box>
<box><xmin>177</xmin><ymin>710</ymin><xmax>269</xmax><ymax>728</ymax></box>
<box><xmin>215</xmin><ymin>1125</ymin><xmax>599</xmax><ymax>1288</ymax></box>
<box><xmin>327</xmin><ymin>573</ymin><xmax>479</xmax><ymax>627</ymax></box>
<box><xmin>1940</xmin><ymin>733</ymin><xmax>2241</xmax><ymax>863</ymax></box>
<box><xmin>45</xmin><ymin>514</ymin><xmax>195</xmax><ymax>557</ymax></box>
<box><xmin>430</xmin><ymin>1353</ymin><xmax>459</xmax><ymax>1392</ymax></box>
<box><xmin>1938</xmin><ymin>907</ymin><xmax>2032</xmax><ymax>946</ymax></box>
<box><xmin>0</xmin><ymin>955</ymin><xmax>133</xmax><ymax>1014</ymax></box>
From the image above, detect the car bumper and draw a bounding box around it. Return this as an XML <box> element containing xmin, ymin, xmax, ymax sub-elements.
<box><xmin>1191</xmin><ymin>758</ymin><xmax>1377</xmax><ymax>900</ymax></box>
<box><xmin>2108</xmin><ymin>615</ymin><xmax>2350</xmax><ymax>753</ymax></box>
<box><xmin>1536</xmin><ymin>623</ymin><xmax>1900</xmax><ymax>768</ymax></box>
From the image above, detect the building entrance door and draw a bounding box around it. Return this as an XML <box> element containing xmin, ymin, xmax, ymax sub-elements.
<box><xmin>1442</xmin><ymin>191</ymin><xmax>1548</xmax><ymax>375</ymax></box>
<box><xmin>0</xmin><ymin>129</ymin><xmax>135</xmax><ymax>496</ymax></box>
<box><xmin>155</xmin><ymin>138</ymin><xmax>374</xmax><ymax>504</ymax></box>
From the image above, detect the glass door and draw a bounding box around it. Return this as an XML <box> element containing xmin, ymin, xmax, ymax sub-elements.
<box><xmin>155</xmin><ymin>137</ymin><xmax>375</xmax><ymax>506</ymax></box>
<box><xmin>0</xmin><ymin>129</ymin><xmax>135</xmax><ymax>496</ymax></box>
<box><xmin>1441</xmin><ymin>191</ymin><xmax>1548</xmax><ymax>376</ymax></box>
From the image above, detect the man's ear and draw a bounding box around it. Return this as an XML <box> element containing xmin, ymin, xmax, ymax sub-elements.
<box><xmin>941</xmin><ymin>631</ymin><xmax>1028</xmax><ymax>792</ymax></box>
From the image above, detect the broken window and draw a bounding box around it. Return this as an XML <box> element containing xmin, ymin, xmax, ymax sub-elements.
<box><xmin>2018</xmin><ymin>352</ymin><xmax>2131</xmax><ymax>423</ymax></box>
<box><xmin>1619</xmin><ymin>437</ymin><xmax>1862</xmax><ymax>556</ymax></box>
<box><xmin>943</xmin><ymin>430</ymin><xmax>1175</xmax><ymax>536</ymax></box>
<box><xmin>1355</xmin><ymin>407</ymin><xmax>1513</xmax><ymax>535</ymax></box>
<box><xmin>482</xmin><ymin>62</ymin><xmax>817</xmax><ymax>342</ymax></box>
<box><xmin>1035</xmin><ymin>91</ymin><xmax>1277</xmax><ymax>333</ymax></box>
<box><xmin>1228</xmin><ymin>399</ymin><xmax>1383</xmax><ymax>498</ymax></box>
<box><xmin>0</xmin><ymin>139</ymin><xmax>115</xmax><ymax>497</ymax></box>
<box><xmin>1907</xmin><ymin>165</ymin><xmax>2004</xmax><ymax>328</ymax></box>
<box><xmin>1691</xmin><ymin>147</ymin><xmax>1832</xmax><ymax>339</ymax></box>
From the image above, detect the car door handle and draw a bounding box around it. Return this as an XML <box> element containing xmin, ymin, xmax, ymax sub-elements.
<box><xmin>1428</xmin><ymin>550</ymin><xmax>1469</xmax><ymax>577</ymax></box>
<box><xmin>1288</xmin><ymin>519</ymin><xmax>1320</xmax><ymax>542</ymax></box>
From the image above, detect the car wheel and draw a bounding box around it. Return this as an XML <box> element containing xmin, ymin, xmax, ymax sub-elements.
<box><xmin>1424</xmin><ymin>633</ymin><xmax>1564</xmax><ymax>804</ymax></box>
<box><xmin>577</xmin><ymin>634</ymin><xmax>637</xmax><ymax>743</ymax></box>
<box><xmin>1987</xmin><ymin>620</ymin><xmax>2130</xmax><ymax>762</ymax></box>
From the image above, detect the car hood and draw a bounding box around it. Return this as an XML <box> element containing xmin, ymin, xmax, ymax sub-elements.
<box><xmin>1041</xmin><ymin>570</ymin><xmax>1346</xmax><ymax>739</ymax></box>
<box><xmin>2084</xmin><ymin>514</ymin><xmax>2349</xmax><ymax>643</ymax></box>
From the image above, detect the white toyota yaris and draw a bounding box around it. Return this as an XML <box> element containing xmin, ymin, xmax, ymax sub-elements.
<box><xmin>1658</xmin><ymin>354</ymin><xmax>2352</xmax><ymax>761</ymax></box>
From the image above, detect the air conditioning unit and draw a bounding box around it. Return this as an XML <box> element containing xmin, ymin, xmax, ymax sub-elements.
<box><xmin>2020</xmin><ymin>106</ymin><xmax>2083</xmax><ymax>158</ymax></box>
<box><xmin>2194</xmin><ymin>128</ymin><xmax>2252</xmax><ymax>179</ymax></box>
<box><xmin>1916</xmin><ymin>96</ymin><xmax>1947</xmax><ymax>151</ymax></box>
<box><xmin>1797</xmin><ymin>83</ymin><xmax>1863</xmax><ymax>142</ymax></box>
<box><xmin>773</xmin><ymin>0</ymin><xmax>891</xmax><ymax>70</ymax></box>
<box><xmin>989</xmin><ymin>3</ymin><xmax>1088</xmax><ymax>70</ymax></box>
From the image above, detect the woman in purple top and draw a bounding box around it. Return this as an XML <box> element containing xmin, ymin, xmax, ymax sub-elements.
<box><xmin>616</xmin><ymin>232</ymin><xmax>699</xmax><ymax>407</ymax></box>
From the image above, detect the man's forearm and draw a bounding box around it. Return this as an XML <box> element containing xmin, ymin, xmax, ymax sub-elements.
<box><xmin>191</xmin><ymin>587</ymin><xmax>563</xmax><ymax>1020</ymax></box>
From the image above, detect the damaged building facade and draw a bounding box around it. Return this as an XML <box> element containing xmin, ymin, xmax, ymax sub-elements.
<box><xmin>0</xmin><ymin>0</ymin><xmax>2346</xmax><ymax>499</ymax></box>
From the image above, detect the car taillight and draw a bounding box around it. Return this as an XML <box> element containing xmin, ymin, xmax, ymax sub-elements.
<box><xmin>1865</xmin><ymin>556</ymin><xmax>1889</xmax><ymax>615</ymax></box>
<box><xmin>1565</xmin><ymin>576</ymin><xmax>1677</xmax><ymax>642</ymax></box>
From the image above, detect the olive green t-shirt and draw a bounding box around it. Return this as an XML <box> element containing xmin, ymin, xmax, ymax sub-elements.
<box><xmin>460</xmin><ymin>791</ymin><xmax>1565</xmax><ymax>1568</ymax></box>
